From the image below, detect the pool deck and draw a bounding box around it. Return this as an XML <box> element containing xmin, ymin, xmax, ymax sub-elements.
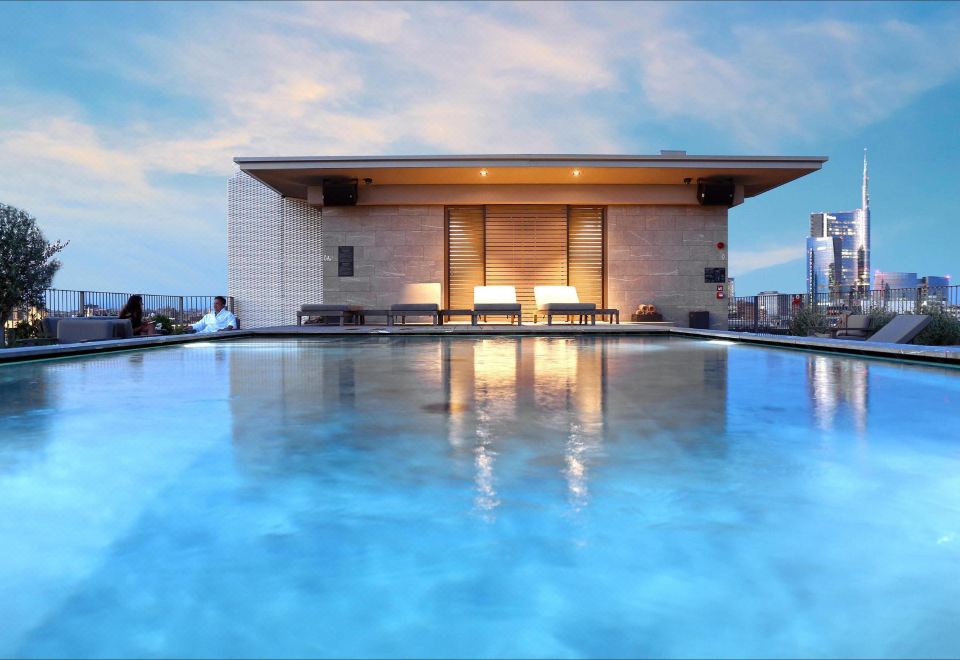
<box><xmin>1</xmin><ymin>323</ymin><xmax>958</xmax><ymax>365</ymax></box>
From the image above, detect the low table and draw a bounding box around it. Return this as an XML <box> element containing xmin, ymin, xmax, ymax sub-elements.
<box><xmin>597</xmin><ymin>308</ymin><xmax>620</xmax><ymax>324</ymax></box>
<box><xmin>357</xmin><ymin>309</ymin><xmax>392</xmax><ymax>326</ymax></box>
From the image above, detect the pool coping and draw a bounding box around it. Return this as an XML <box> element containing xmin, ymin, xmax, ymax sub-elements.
<box><xmin>1</xmin><ymin>324</ymin><xmax>958</xmax><ymax>366</ymax></box>
<box><xmin>0</xmin><ymin>330</ymin><xmax>253</xmax><ymax>364</ymax></box>
<box><xmin>669</xmin><ymin>328</ymin><xmax>960</xmax><ymax>365</ymax></box>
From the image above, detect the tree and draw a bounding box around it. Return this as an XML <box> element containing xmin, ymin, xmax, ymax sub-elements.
<box><xmin>0</xmin><ymin>203</ymin><xmax>68</xmax><ymax>326</ymax></box>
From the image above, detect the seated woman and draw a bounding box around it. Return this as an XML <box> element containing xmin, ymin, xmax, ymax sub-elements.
<box><xmin>118</xmin><ymin>294</ymin><xmax>156</xmax><ymax>336</ymax></box>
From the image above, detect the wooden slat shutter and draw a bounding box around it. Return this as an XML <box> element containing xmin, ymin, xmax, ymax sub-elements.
<box><xmin>446</xmin><ymin>207</ymin><xmax>485</xmax><ymax>310</ymax></box>
<box><xmin>567</xmin><ymin>206</ymin><xmax>605</xmax><ymax>307</ymax></box>
<box><xmin>485</xmin><ymin>205</ymin><xmax>568</xmax><ymax>321</ymax></box>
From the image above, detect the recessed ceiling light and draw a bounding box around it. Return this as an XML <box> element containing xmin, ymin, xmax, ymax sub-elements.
<box><xmin>480</xmin><ymin>169</ymin><xmax>488</xmax><ymax>177</ymax></box>
<box><xmin>572</xmin><ymin>169</ymin><xmax>581</xmax><ymax>177</ymax></box>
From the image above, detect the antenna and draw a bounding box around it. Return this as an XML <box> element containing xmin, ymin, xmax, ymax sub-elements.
<box><xmin>862</xmin><ymin>147</ymin><xmax>869</xmax><ymax>213</ymax></box>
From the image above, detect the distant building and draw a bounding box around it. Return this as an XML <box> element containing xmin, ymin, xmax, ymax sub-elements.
<box><xmin>727</xmin><ymin>277</ymin><xmax>736</xmax><ymax>314</ymax></box>
<box><xmin>921</xmin><ymin>275</ymin><xmax>952</xmax><ymax>304</ymax></box>
<box><xmin>806</xmin><ymin>236</ymin><xmax>841</xmax><ymax>299</ymax></box>
<box><xmin>807</xmin><ymin>149</ymin><xmax>871</xmax><ymax>296</ymax></box>
<box><xmin>875</xmin><ymin>271</ymin><xmax>918</xmax><ymax>290</ymax></box>
<box><xmin>922</xmin><ymin>275</ymin><xmax>950</xmax><ymax>288</ymax></box>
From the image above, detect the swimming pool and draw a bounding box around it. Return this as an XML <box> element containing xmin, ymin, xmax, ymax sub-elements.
<box><xmin>1</xmin><ymin>336</ymin><xmax>958</xmax><ymax>658</ymax></box>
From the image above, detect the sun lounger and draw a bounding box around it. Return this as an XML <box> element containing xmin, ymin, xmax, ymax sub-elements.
<box><xmin>834</xmin><ymin>314</ymin><xmax>871</xmax><ymax>340</ymax></box>
<box><xmin>56</xmin><ymin>318</ymin><xmax>133</xmax><ymax>344</ymax></box>
<box><xmin>533</xmin><ymin>286</ymin><xmax>598</xmax><ymax>325</ymax></box>
<box><xmin>867</xmin><ymin>314</ymin><xmax>932</xmax><ymax>343</ymax></box>
<box><xmin>389</xmin><ymin>283</ymin><xmax>441</xmax><ymax>325</ymax></box>
<box><xmin>297</xmin><ymin>304</ymin><xmax>363</xmax><ymax>326</ymax></box>
<box><xmin>472</xmin><ymin>286</ymin><xmax>522</xmax><ymax>325</ymax></box>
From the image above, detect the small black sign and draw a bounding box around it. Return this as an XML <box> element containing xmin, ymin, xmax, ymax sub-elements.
<box><xmin>704</xmin><ymin>267</ymin><xmax>726</xmax><ymax>283</ymax></box>
<box><xmin>338</xmin><ymin>246</ymin><xmax>354</xmax><ymax>277</ymax></box>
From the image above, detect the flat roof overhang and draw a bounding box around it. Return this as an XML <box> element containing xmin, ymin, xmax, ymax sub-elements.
<box><xmin>233</xmin><ymin>153</ymin><xmax>827</xmax><ymax>203</ymax></box>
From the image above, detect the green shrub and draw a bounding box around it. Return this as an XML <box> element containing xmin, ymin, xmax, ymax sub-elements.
<box><xmin>911</xmin><ymin>308</ymin><xmax>960</xmax><ymax>346</ymax></box>
<box><xmin>789</xmin><ymin>306</ymin><xmax>829</xmax><ymax>336</ymax></box>
<box><xmin>867</xmin><ymin>307</ymin><xmax>896</xmax><ymax>333</ymax></box>
<box><xmin>153</xmin><ymin>313</ymin><xmax>175</xmax><ymax>335</ymax></box>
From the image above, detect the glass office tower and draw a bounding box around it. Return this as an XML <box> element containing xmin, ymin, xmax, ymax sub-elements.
<box><xmin>807</xmin><ymin>150</ymin><xmax>871</xmax><ymax>297</ymax></box>
<box><xmin>806</xmin><ymin>236</ymin><xmax>842</xmax><ymax>300</ymax></box>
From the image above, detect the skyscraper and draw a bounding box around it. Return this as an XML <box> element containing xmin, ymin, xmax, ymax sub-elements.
<box><xmin>806</xmin><ymin>235</ymin><xmax>842</xmax><ymax>298</ymax></box>
<box><xmin>807</xmin><ymin>150</ymin><xmax>871</xmax><ymax>298</ymax></box>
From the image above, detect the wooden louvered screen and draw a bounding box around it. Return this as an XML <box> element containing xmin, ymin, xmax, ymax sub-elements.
<box><xmin>446</xmin><ymin>207</ymin><xmax>485</xmax><ymax>310</ymax></box>
<box><xmin>485</xmin><ymin>205</ymin><xmax>568</xmax><ymax>321</ymax></box>
<box><xmin>567</xmin><ymin>206</ymin><xmax>605</xmax><ymax>308</ymax></box>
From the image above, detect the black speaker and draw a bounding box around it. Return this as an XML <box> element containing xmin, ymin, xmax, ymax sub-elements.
<box><xmin>322</xmin><ymin>179</ymin><xmax>358</xmax><ymax>206</ymax></box>
<box><xmin>697</xmin><ymin>180</ymin><xmax>735</xmax><ymax>206</ymax></box>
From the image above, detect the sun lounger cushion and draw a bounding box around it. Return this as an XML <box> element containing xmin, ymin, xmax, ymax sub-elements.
<box><xmin>474</xmin><ymin>303</ymin><xmax>521</xmax><ymax>312</ymax></box>
<box><xmin>534</xmin><ymin>286</ymin><xmax>582</xmax><ymax>307</ymax></box>
<box><xmin>300</xmin><ymin>304</ymin><xmax>359</xmax><ymax>312</ymax></box>
<box><xmin>396</xmin><ymin>283</ymin><xmax>442</xmax><ymax>307</ymax></box>
<box><xmin>390</xmin><ymin>303</ymin><xmax>440</xmax><ymax>311</ymax></box>
<box><xmin>539</xmin><ymin>302</ymin><xmax>596</xmax><ymax>311</ymax></box>
<box><xmin>474</xmin><ymin>286</ymin><xmax>517</xmax><ymax>304</ymax></box>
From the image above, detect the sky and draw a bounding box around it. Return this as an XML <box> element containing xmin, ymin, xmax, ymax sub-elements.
<box><xmin>1</xmin><ymin>1</ymin><xmax>958</xmax><ymax>297</ymax></box>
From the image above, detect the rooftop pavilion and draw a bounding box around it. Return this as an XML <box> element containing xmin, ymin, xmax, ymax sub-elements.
<box><xmin>227</xmin><ymin>152</ymin><xmax>826</xmax><ymax>330</ymax></box>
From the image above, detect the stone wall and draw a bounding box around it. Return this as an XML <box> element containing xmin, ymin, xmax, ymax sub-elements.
<box><xmin>321</xmin><ymin>206</ymin><xmax>445</xmax><ymax>308</ymax></box>
<box><xmin>228</xmin><ymin>174</ymin><xmax>731</xmax><ymax>329</ymax></box>
<box><xmin>607</xmin><ymin>205</ymin><xmax>729</xmax><ymax>329</ymax></box>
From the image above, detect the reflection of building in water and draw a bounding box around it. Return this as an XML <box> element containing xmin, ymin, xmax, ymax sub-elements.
<box><xmin>807</xmin><ymin>355</ymin><xmax>868</xmax><ymax>434</ymax></box>
<box><xmin>228</xmin><ymin>337</ymin><xmax>726</xmax><ymax>517</ymax></box>
<box><xmin>533</xmin><ymin>337</ymin><xmax>605</xmax><ymax>510</ymax></box>
<box><xmin>443</xmin><ymin>336</ymin><xmax>609</xmax><ymax>515</ymax></box>
<box><xmin>229</xmin><ymin>338</ymin><xmax>447</xmax><ymax>470</ymax></box>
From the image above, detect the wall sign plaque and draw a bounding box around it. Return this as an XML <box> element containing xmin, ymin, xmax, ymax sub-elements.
<box><xmin>338</xmin><ymin>246</ymin><xmax>354</xmax><ymax>277</ymax></box>
<box><xmin>704</xmin><ymin>267</ymin><xmax>726</xmax><ymax>283</ymax></box>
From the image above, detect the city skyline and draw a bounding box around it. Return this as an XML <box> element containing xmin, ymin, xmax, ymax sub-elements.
<box><xmin>0</xmin><ymin>2</ymin><xmax>958</xmax><ymax>296</ymax></box>
<box><xmin>806</xmin><ymin>150</ymin><xmax>871</xmax><ymax>298</ymax></box>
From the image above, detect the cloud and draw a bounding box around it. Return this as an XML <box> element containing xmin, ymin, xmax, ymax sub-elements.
<box><xmin>730</xmin><ymin>245</ymin><xmax>804</xmax><ymax>276</ymax></box>
<box><xmin>2</xmin><ymin>1</ymin><xmax>959</xmax><ymax>291</ymax></box>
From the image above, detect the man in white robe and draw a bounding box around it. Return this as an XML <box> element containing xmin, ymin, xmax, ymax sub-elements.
<box><xmin>190</xmin><ymin>296</ymin><xmax>238</xmax><ymax>333</ymax></box>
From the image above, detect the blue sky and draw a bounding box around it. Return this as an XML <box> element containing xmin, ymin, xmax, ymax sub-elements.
<box><xmin>1</xmin><ymin>1</ymin><xmax>957</xmax><ymax>296</ymax></box>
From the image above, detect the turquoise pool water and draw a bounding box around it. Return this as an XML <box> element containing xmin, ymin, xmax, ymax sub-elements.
<box><xmin>1</xmin><ymin>336</ymin><xmax>959</xmax><ymax>658</ymax></box>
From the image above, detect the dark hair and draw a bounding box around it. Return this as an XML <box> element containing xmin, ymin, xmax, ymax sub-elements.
<box><xmin>120</xmin><ymin>295</ymin><xmax>143</xmax><ymax>316</ymax></box>
<box><xmin>214</xmin><ymin>296</ymin><xmax>227</xmax><ymax>306</ymax></box>
<box><xmin>119</xmin><ymin>295</ymin><xmax>144</xmax><ymax>327</ymax></box>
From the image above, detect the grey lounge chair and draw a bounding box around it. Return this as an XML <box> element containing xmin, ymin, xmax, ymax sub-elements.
<box><xmin>868</xmin><ymin>314</ymin><xmax>932</xmax><ymax>344</ymax></box>
<box><xmin>533</xmin><ymin>286</ymin><xmax>598</xmax><ymax>325</ymax></box>
<box><xmin>390</xmin><ymin>283</ymin><xmax>441</xmax><ymax>325</ymax></box>
<box><xmin>56</xmin><ymin>318</ymin><xmax>133</xmax><ymax>343</ymax></box>
<box><xmin>834</xmin><ymin>314</ymin><xmax>871</xmax><ymax>340</ymax></box>
<box><xmin>472</xmin><ymin>286</ymin><xmax>522</xmax><ymax>325</ymax></box>
<box><xmin>297</xmin><ymin>304</ymin><xmax>363</xmax><ymax>326</ymax></box>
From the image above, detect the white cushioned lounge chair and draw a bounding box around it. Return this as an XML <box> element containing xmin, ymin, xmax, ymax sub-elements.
<box><xmin>390</xmin><ymin>282</ymin><xmax>441</xmax><ymax>325</ymax></box>
<box><xmin>472</xmin><ymin>286</ymin><xmax>522</xmax><ymax>325</ymax></box>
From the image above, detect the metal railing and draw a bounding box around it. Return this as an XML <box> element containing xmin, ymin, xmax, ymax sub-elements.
<box><xmin>34</xmin><ymin>289</ymin><xmax>233</xmax><ymax>325</ymax></box>
<box><xmin>4</xmin><ymin>289</ymin><xmax>235</xmax><ymax>346</ymax></box>
<box><xmin>728</xmin><ymin>285</ymin><xmax>959</xmax><ymax>334</ymax></box>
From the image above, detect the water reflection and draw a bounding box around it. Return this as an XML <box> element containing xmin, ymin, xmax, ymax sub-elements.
<box><xmin>228</xmin><ymin>336</ymin><xmax>729</xmax><ymax>514</ymax></box>
<box><xmin>807</xmin><ymin>355</ymin><xmax>869</xmax><ymax>434</ymax></box>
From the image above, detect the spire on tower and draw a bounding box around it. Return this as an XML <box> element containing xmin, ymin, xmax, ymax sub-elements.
<box><xmin>862</xmin><ymin>147</ymin><xmax>869</xmax><ymax>213</ymax></box>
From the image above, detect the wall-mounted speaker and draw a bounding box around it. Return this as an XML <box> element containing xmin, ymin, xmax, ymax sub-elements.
<box><xmin>697</xmin><ymin>180</ymin><xmax>735</xmax><ymax>206</ymax></box>
<box><xmin>322</xmin><ymin>179</ymin><xmax>358</xmax><ymax>206</ymax></box>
